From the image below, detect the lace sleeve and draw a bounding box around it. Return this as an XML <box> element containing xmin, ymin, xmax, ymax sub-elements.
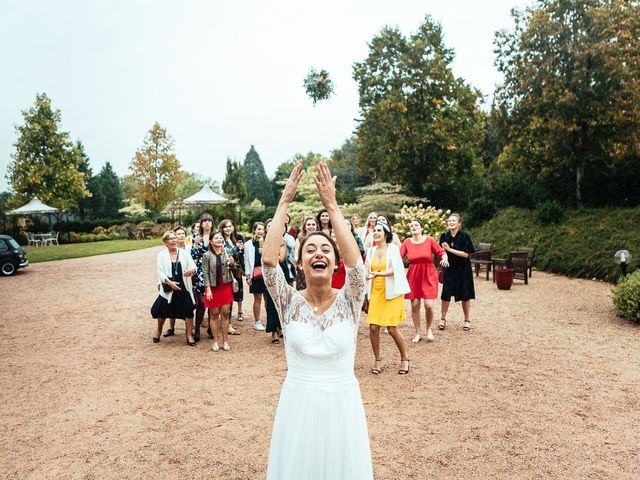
<box><xmin>263</xmin><ymin>262</ymin><xmax>295</xmax><ymax>326</ymax></box>
<box><xmin>343</xmin><ymin>257</ymin><xmax>365</xmax><ymax>324</ymax></box>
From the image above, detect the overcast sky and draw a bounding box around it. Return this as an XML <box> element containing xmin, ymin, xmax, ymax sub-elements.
<box><xmin>0</xmin><ymin>0</ymin><xmax>531</xmax><ymax>192</ymax></box>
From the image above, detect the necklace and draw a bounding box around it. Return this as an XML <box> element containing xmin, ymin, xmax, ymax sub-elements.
<box><xmin>305</xmin><ymin>291</ymin><xmax>336</xmax><ymax>313</ymax></box>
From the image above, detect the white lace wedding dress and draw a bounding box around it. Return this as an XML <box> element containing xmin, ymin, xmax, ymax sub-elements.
<box><xmin>263</xmin><ymin>259</ymin><xmax>374</xmax><ymax>480</ymax></box>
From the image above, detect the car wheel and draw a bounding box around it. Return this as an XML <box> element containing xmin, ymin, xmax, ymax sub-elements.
<box><xmin>1</xmin><ymin>261</ymin><xmax>17</xmax><ymax>276</ymax></box>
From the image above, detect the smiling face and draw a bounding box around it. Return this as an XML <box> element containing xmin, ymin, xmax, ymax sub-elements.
<box><xmin>351</xmin><ymin>214</ymin><xmax>361</xmax><ymax>228</ymax></box>
<box><xmin>222</xmin><ymin>221</ymin><xmax>234</xmax><ymax>237</ymax></box>
<box><xmin>211</xmin><ymin>232</ymin><xmax>224</xmax><ymax>249</ymax></box>
<box><xmin>447</xmin><ymin>215</ymin><xmax>461</xmax><ymax>232</ymax></box>
<box><xmin>174</xmin><ymin>228</ymin><xmax>186</xmax><ymax>245</ymax></box>
<box><xmin>372</xmin><ymin>225</ymin><xmax>387</xmax><ymax>244</ymax></box>
<box><xmin>367</xmin><ymin>213</ymin><xmax>378</xmax><ymax>228</ymax></box>
<box><xmin>304</xmin><ymin>218</ymin><xmax>318</xmax><ymax>234</ymax></box>
<box><xmin>163</xmin><ymin>233</ymin><xmax>178</xmax><ymax>249</ymax></box>
<box><xmin>253</xmin><ymin>223</ymin><xmax>265</xmax><ymax>238</ymax></box>
<box><xmin>299</xmin><ymin>233</ymin><xmax>339</xmax><ymax>284</ymax></box>
<box><xmin>319</xmin><ymin>211</ymin><xmax>330</xmax><ymax>227</ymax></box>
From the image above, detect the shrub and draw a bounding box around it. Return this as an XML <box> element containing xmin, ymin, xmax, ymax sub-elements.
<box><xmin>465</xmin><ymin>197</ymin><xmax>497</xmax><ymax>227</ymax></box>
<box><xmin>534</xmin><ymin>200</ymin><xmax>564</xmax><ymax>224</ymax></box>
<box><xmin>137</xmin><ymin>220</ymin><xmax>155</xmax><ymax>228</ymax></box>
<box><xmin>393</xmin><ymin>204</ymin><xmax>450</xmax><ymax>240</ymax></box>
<box><xmin>612</xmin><ymin>270</ymin><xmax>640</xmax><ymax>322</ymax></box>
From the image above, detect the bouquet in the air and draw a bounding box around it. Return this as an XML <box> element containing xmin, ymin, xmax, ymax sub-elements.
<box><xmin>303</xmin><ymin>68</ymin><xmax>334</xmax><ymax>105</ymax></box>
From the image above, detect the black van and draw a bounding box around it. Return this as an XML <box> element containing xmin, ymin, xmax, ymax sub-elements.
<box><xmin>0</xmin><ymin>234</ymin><xmax>29</xmax><ymax>276</ymax></box>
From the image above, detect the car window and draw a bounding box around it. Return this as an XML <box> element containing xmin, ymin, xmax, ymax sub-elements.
<box><xmin>0</xmin><ymin>240</ymin><xmax>7</xmax><ymax>251</ymax></box>
<box><xmin>7</xmin><ymin>238</ymin><xmax>19</xmax><ymax>249</ymax></box>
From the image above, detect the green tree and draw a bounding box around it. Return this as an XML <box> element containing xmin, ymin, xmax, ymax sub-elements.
<box><xmin>243</xmin><ymin>145</ymin><xmax>273</xmax><ymax>205</ymax></box>
<box><xmin>128</xmin><ymin>122</ymin><xmax>183</xmax><ymax>213</ymax></box>
<box><xmin>222</xmin><ymin>158</ymin><xmax>246</xmax><ymax>200</ymax></box>
<box><xmin>6</xmin><ymin>93</ymin><xmax>90</xmax><ymax>209</ymax></box>
<box><xmin>494</xmin><ymin>0</ymin><xmax>640</xmax><ymax>205</ymax></box>
<box><xmin>352</xmin><ymin>16</ymin><xmax>484</xmax><ymax>197</ymax></box>
<box><xmin>329</xmin><ymin>138</ymin><xmax>372</xmax><ymax>203</ymax></box>
<box><xmin>89</xmin><ymin>162</ymin><xmax>123</xmax><ymax>219</ymax></box>
<box><xmin>75</xmin><ymin>140</ymin><xmax>93</xmax><ymax>220</ymax></box>
<box><xmin>271</xmin><ymin>152</ymin><xmax>324</xmax><ymax>201</ymax></box>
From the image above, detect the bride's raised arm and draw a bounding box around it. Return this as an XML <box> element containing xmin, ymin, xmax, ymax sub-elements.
<box><xmin>262</xmin><ymin>160</ymin><xmax>304</xmax><ymax>268</ymax></box>
<box><xmin>313</xmin><ymin>161</ymin><xmax>360</xmax><ymax>268</ymax></box>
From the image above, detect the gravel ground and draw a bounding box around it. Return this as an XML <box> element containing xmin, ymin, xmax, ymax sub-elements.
<box><xmin>0</xmin><ymin>246</ymin><xmax>638</xmax><ymax>480</ymax></box>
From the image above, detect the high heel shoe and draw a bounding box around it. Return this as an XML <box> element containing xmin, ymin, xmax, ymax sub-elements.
<box><xmin>371</xmin><ymin>358</ymin><xmax>382</xmax><ymax>375</ymax></box>
<box><xmin>186</xmin><ymin>334</ymin><xmax>196</xmax><ymax>346</ymax></box>
<box><xmin>398</xmin><ymin>358</ymin><xmax>410</xmax><ymax>375</ymax></box>
<box><xmin>152</xmin><ymin>336</ymin><xmax>160</xmax><ymax>343</ymax></box>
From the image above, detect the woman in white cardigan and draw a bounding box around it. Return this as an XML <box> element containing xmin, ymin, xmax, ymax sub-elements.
<box><xmin>365</xmin><ymin>222</ymin><xmax>411</xmax><ymax>374</ymax></box>
<box><xmin>151</xmin><ymin>231</ymin><xmax>197</xmax><ymax>345</ymax></box>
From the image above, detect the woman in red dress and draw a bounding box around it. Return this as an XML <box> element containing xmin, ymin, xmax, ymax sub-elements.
<box><xmin>400</xmin><ymin>219</ymin><xmax>449</xmax><ymax>343</ymax></box>
<box><xmin>203</xmin><ymin>231</ymin><xmax>235</xmax><ymax>351</ymax></box>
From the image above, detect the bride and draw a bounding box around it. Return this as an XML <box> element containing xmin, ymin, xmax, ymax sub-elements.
<box><xmin>262</xmin><ymin>161</ymin><xmax>373</xmax><ymax>480</ymax></box>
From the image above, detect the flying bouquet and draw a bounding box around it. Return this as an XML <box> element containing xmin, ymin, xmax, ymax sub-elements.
<box><xmin>303</xmin><ymin>68</ymin><xmax>334</xmax><ymax>105</ymax></box>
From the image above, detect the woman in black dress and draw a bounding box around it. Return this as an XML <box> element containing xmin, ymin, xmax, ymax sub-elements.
<box><xmin>244</xmin><ymin>222</ymin><xmax>267</xmax><ymax>331</ymax></box>
<box><xmin>151</xmin><ymin>231</ymin><xmax>197</xmax><ymax>345</ymax></box>
<box><xmin>439</xmin><ymin>213</ymin><xmax>475</xmax><ymax>331</ymax></box>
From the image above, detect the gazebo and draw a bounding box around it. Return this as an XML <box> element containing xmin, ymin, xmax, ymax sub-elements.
<box><xmin>182</xmin><ymin>185</ymin><xmax>232</xmax><ymax>207</ymax></box>
<box><xmin>7</xmin><ymin>196</ymin><xmax>59</xmax><ymax>216</ymax></box>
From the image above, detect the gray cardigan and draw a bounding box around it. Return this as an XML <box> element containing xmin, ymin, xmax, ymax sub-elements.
<box><xmin>202</xmin><ymin>250</ymin><xmax>233</xmax><ymax>288</ymax></box>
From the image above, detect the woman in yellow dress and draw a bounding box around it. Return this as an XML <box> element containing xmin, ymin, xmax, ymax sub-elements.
<box><xmin>365</xmin><ymin>222</ymin><xmax>411</xmax><ymax>374</ymax></box>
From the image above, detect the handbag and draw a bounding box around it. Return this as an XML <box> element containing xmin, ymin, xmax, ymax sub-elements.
<box><xmin>438</xmin><ymin>270</ymin><xmax>444</xmax><ymax>284</ymax></box>
<box><xmin>232</xmin><ymin>278</ymin><xmax>239</xmax><ymax>293</ymax></box>
<box><xmin>361</xmin><ymin>296</ymin><xmax>369</xmax><ymax>313</ymax></box>
<box><xmin>252</xmin><ymin>266</ymin><xmax>263</xmax><ymax>280</ymax></box>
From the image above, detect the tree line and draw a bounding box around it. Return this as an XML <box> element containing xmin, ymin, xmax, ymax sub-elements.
<box><xmin>3</xmin><ymin>0</ymin><xmax>639</xmax><ymax>226</ymax></box>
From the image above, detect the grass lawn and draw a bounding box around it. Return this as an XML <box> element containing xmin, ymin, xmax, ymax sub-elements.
<box><xmin>25</xmin><ymin>238</ymin><xmax>163</xmax><ymax>263</ymax></box>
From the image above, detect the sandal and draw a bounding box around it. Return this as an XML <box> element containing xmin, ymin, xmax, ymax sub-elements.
<box><xmin>237</xmin><ymin>313</ymin><xmax>244</xmax><ymax>322</ymax></box>
<box><xmin>438</xmin><ymin>318</ymin><xmax>446</xmax><ymax>330</ymax></box>
<box><xmin>371</xmin><ymin>358</ymin><xmax>382</xmax><ymax>375</ymax></box>
<box><xmin>398</xmin><ymin>358</ymin><xmax>410</xmax><ymax>375</ymax></box>
<box><xmin>271</xmin><ymin>338</ymin><xmax>280</xmax><ymax>344</ymax></box>
<box><xmin>211</xmin><ymin>342</ymin><xmax>219</xmax><ymax>352</ymax></box>
<box><xmin>463</xmin><ymin>320</ymin><xmax>471</xmax><ymax>331</ymax></box>
<box><xmin>228</xmin><ymin>325</ymin><xmax>241</xmax><ymax>335</ymax></box>
<box><xmin>222</xmin><ymin>342</ymin><xmax>231</xmax><ymax>351</ymax></box>
<box><xmin>411</xmin><ymin>333</ymin><xmax>422</xmax><ymax>343</ymax></box>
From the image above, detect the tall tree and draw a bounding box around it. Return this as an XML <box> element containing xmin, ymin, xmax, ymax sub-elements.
<box><xmin>89</xmin><ymin>162</ymin><xmax>123</xmax><ymax>219</ymax></box>
<box><xmin>494</xmin><ymin>0</ymin><xmax>640</xmax><ymax>205</ymax></box>
<box><xmin>6</xmin><ymin>93</ymin><xmax>90</xmax><ymax>209</ymax></box>
<box><xmin>271</xmin><ymin>152</ymin><xmax>323</xmax><ymax>201</ymax></box>
<box><xmin>352</xmin><ymin>16</ymin><xmax>483</xmax><ymax>197</ymax></box>
<box><xmin>75</xmin><ymin>140</ymin><xmax>93</xmax><ymax>220</ymax></box>
<box><xmin>128</xmin><ymin>122</ymin><xmax>182</xmax><ymax>213</ymax></box>
<box><xmin>222</xmin><ymin>158</ymin><xmax>246</xmax><ymax>200</ymax></box>
<box><xmin>329</xmin><ymin>138</ymin><xmax>372</xmax><ymax>203</ymax></box>
<box><xmin>243</xmin><ymin>145</ymin><xmax>273</xmax><ymax>205</ymax></box>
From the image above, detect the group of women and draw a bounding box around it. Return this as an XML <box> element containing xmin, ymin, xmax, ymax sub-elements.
<box><xmin>151</xmin><ymin>216</ymin><xmax>246</xmax><ymax>351</ymax></box>
<box><xmin>150</xmin><ymin>207</ymin><xmax>476</xmax><ymax>374</ymax></box>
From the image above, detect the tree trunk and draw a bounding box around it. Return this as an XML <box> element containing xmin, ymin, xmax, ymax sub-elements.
<box><xmin>576</xmin><ymin>160</ymin><xmax>584</xmax><ymax>204</ymax></box>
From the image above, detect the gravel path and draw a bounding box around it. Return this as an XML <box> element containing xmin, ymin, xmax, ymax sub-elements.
<box><xmin>0</xmin><ymin>246</ymin><xmax>638</xmax><ymax>479</ymax></box>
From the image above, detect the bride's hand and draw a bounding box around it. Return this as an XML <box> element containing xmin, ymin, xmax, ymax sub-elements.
<box><xmin>313</xmin><ymin>161</ymin><xmax>337</xmax><ymax>208</ymax></box>
<box><xmin>281</xmin><ymin>160</ymin><xmax>304</xmax><ymax>204</ymax></box>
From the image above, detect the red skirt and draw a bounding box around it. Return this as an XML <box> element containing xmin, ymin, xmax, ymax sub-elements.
<box><xmin>204</xmin><ymin>282</ymin><xmax>234</xmax><ymax>308</ymax></box>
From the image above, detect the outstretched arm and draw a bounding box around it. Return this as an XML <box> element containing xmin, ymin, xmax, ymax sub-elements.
<box><xmin>313</xmin><ymin>161</ymin><xmax>360</xmax><ymax>268</ymax></box>
<box><xmin>262</xmin><ymin>161</ymin><xmax>304</xmax><ymax>268</ymax></box>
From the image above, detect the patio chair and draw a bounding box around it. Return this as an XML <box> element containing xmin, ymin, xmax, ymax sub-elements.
<box><xmin>42</xmin><ymin>232</ymin><xmax>59</xmax><ymax>246</ymax></box>
<box><xmin>492</xmin><ymin>251</ymin><xmax>529</xmax><ymax>285</ymax></box>
<box><xmin>514</xmin><ymin>247</ymin><xmax>534</xmax><ymax>277</ymax></box>
<box><xmin>470</xmin><ymin>242</ymin><xmax>492</xmax><ymax>280</ymax></box>
<box><xmin>27</xmin><ymin>233</ymin><xmax>41</xmax><ymax>248</ymax></box>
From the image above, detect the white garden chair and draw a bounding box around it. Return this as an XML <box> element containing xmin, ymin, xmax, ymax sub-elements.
<box><xmin>27</xmin><ymin>233</ymin><xmax>41</xmax><ymax>248</ymax></box>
